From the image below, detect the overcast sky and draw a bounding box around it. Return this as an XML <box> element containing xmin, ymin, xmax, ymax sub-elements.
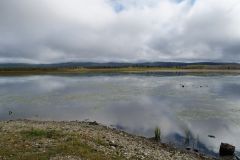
<box><xmin>0</xmin><ymin>0</ymin><xmax>239</xmax><ymax>63</ymax></box>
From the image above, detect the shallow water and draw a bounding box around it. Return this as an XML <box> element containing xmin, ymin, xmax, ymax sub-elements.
<box><xmin>1</xmin><ymin>73</ymin><xmax>240</xmax><ymax>157</ymax></box>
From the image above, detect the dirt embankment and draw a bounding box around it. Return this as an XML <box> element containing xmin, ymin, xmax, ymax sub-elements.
<box><xmin>0</xmin><ymin>120</ymin><xmax>213</xmax><ymax>160</ymax></box>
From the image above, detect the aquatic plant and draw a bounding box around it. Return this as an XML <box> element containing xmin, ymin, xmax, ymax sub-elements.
<box><xmin>184</xmin><ymin>129</ymin><xmax>191</xmax><ymax>146</ymax></box>
<box><xmin>154</xmin><ymin>127</ymin><xmax>161</xmax><ymax>141</ymax></box>
<box><xmin>183</xmin><ymin>128</ymin><xmax>200</xmax><ymax>152</ymax></box>
<box><xmin>8</xmin><ymin>110</ymin><xmax>13</xmax><ymax>115</ymax></box>
<box><xmin>193</xmin><ymin>135</ymin><xmax>199</xmax><ymax>152</ymax></box>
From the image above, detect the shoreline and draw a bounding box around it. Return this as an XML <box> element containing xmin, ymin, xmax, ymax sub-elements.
<box><xmin>0</xmin><ymin>119</ymin><xmax>213</xmax><ymax>160</ymax></box>
<box><xmin>0</xmin><ymin>68</ymin><xmax>240</xmax><ymax>76</ymax></box>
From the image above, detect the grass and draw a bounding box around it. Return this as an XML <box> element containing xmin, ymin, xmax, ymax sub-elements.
<box><xmin>154</xmin><ymin>127</ymin><xmax>161</xmax><ymax>141</ymax></box>
<box><xmin>0</xmin><ymin>67</ymin><xmax>240</xmax><ymax>76</ymax></box>
<box><xmin>0</xmin><ymin>127</ymin><xmax>124</xmax><ymax>160</ymax></box>
<box><xmin>184</xmin><ymin>129</ymin><xmax>191</xmax><ymax>146</ymax></box>
<box><xmin>21</xmin><ymin>128</ymin><xmax>61</xmax><ymax>139</ymax></box>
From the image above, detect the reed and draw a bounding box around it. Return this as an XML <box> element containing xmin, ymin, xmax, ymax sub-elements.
<box><xmin>154</xmin><ymin>127</ymin><xmax>161</xmax><ymax>141</ymax></box>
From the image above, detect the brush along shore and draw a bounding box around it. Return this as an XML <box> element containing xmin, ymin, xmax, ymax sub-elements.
<box><xmin>0</xmin><ymin>120</ymin><xmax>213</xmax><ymax>160</ymax></box>
<box><xmin>1</xmin><ymin>67</ymin><xmax>240</xmax><ymax>76</ymax></box>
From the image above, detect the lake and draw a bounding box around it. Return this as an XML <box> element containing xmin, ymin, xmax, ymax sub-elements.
<box><xmin>0</xmin><ymin>73</ymin><xmax>240</xmax><ymax>157</ymax></box>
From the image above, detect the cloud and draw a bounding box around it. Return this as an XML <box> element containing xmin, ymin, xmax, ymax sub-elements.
<box><xmin>0</xmin><ymin>0</ymin><xmax>239</xmax><ymax>63</ymax></box>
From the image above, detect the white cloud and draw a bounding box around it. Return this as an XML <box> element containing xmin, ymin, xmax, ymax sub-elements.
<box><xmin>0</xmin><ymin>0</ymin><xmax>239</xmax><ymax>63</ymax></box>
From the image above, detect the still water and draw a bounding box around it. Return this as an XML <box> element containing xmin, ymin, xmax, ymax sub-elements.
<box><xmin>0</xmin><ymin>73</ymin><xmax>240</xmax><ymax>157</ymax></box>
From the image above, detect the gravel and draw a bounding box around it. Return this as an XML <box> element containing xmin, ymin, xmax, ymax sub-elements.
<box><xmin>0</xmin><ymin>120</ymin><xmax>213</xmax><ymax>160</ymax></box>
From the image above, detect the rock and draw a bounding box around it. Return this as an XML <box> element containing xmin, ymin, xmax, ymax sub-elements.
<box><xmin>88</xmin><ymin>121</ymin><xmax>98</xmax><ymax>125</ymax></box>
<box><xmin>111</xmin><ymin>146</ymin><xmax>116</xmax><ymax>150</ymax></box>
<box><xmin>219</xmin><ymin>143</ymin><xmax>235</xmax><ymax>156</ymax></box>
<box><xmin>208</xmin><ymin>135</ymin><xmax>215</xmax><ymax>138</ymax></box>
<box><xmin>109</xmin><ymin>142</ymin><xmax>117</xmax><ymax>146</ymax></box>
<box><xmin>186</xmin><ymin>147</ymin><xmax>191</xmax><ymax>151</ymax></box>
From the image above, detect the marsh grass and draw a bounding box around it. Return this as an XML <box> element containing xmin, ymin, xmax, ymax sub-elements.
<box><xmin>184</xmin><ymin>129</ymin><xmax>191</xmax><ymax>146</ymax></box>
<box><xmin>183</xmin><ymin>128</ymin><xmax>199</xmax><ymax>152</ymax></box>
<box><xmin>154</xmin><ymin>127</ymin><xmax>161</xmax><ymax>141</ymax></box>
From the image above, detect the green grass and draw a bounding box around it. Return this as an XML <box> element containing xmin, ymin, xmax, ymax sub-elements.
<box><xmin>154</xmin><ymin>127</ymin><xmax>161</xmax><ymax>141</ymax></box>
<box><xmin>1</xmin><ymin>66</ymin><xmax>239</xmax><ymax>76</ymax></box>
<box><xmin>21</xmin><ymin>128</ymin><xmax>61</xmax><ymax>139</ymax></box>
<box><xmin>0</xmin><ymin>128</ymin><xmax>124</xmax><ymax>160</ymax></box>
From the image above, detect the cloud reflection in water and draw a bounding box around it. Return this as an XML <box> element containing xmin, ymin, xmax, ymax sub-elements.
<box><xmin>0</xmin><ymin>74</ymin><xmax>240</xmax><ymax>156</ymax></box>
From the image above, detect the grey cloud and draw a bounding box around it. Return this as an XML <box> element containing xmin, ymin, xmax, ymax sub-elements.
<box><xmin>0</xmin><ymin>0</ymin><xmax>240</xmax><ymax>63</ymax></box>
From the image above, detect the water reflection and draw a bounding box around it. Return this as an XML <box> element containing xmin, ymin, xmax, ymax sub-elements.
<box><xmin>0</xmin><ymin>74</ymin><xmax>240</xmax><ymax>157</ymax></box>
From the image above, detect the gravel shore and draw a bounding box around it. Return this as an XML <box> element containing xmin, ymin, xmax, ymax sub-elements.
<box><xmin>0</xmin><ymin>120</ymin><xmax>213</xmax><ymax>160</ymax></box>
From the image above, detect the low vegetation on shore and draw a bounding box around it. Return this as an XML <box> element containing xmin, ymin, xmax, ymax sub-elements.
<box><xmin>0</xmin><ymin>62</ymin><xmax>240</xmax><ymax>75</ymax></box>
<box><xmin>1</xmin><ymin>66</ymin><xmax>240</xmax><ymax>75</ymax></box>
<box><xmin>0</xmin><ymin>120</ymin><xmax>212</xmax><ymax>160</ymax></box>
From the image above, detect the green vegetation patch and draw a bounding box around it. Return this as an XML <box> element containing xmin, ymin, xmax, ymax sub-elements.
<box><xmin>21</xmin><ymin>128</ymin><xmax>61</xmax><ymax>139</ymax></box>
<box><xmin>0</xmin><ymin>127</ymin><xmax>124</xmax><ymax>160</ymax></box>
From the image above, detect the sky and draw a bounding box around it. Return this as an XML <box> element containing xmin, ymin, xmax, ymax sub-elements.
<box><xmin>0</xmin><ymin>0</ymin><xmax>240</xmax><ymax>63</ymax></box>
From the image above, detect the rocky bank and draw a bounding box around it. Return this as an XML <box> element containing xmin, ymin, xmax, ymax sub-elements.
<box><xmin>0</xmin><ymin>120</ymin><xmax>213</xmax><ymax>160</ymax></box>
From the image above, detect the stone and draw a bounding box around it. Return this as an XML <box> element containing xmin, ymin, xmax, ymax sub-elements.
<box><xmin>185</xmin><ymin>147</ymin><xmax>191</xmax><ymax>151</ymax></box>
<box><xmin>111</xmin><ymin>146</ymin><xmax>116</xmax><ymax>150</ymax></box>
<box><xmin>208</xmin><ymin>135</ymin><xmax>216</xmax><ymax>138</ymax></box>
<box><xmin>88</xmin><ymin>121</ymin><xmax>98</xmax><ymax>125</ymax></box>
<box><xmin>219</xmin><ymin>143</ymin><xmax>235</xmax><ymax>156</ymax></box>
